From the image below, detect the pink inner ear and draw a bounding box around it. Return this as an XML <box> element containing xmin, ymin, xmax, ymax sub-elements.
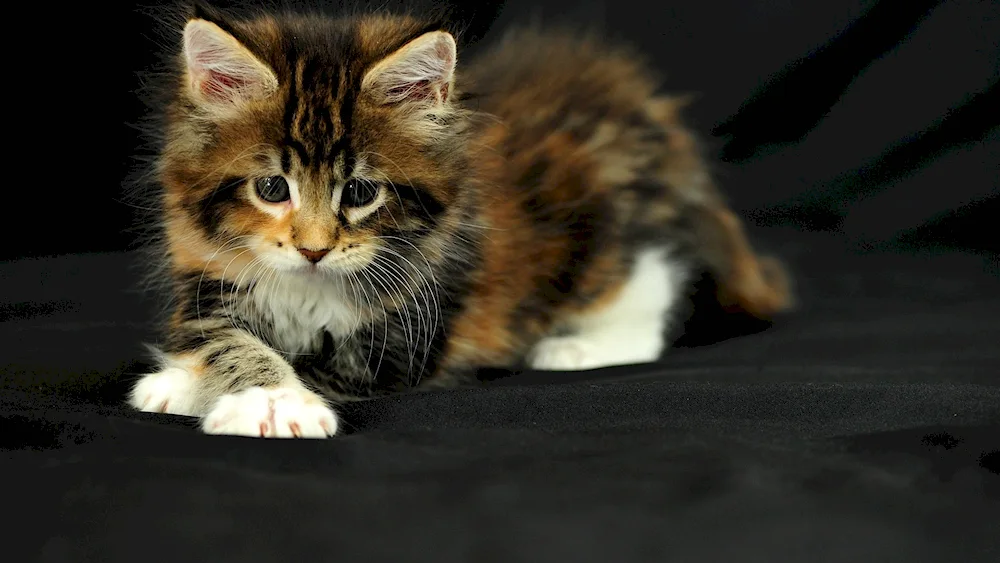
<box><xmin>200</xmin><ymin>70</ymin><xmax>249</xmax><ymax>101</ymax></box>
<box><xmin>386</xmin><ymin>79</ymin><xmax>435</xmax><ymax>103</ymax></box>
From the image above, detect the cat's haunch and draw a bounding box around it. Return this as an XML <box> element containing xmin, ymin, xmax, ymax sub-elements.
<box><xmin>128</xmin><ymin>3</ymin><xmax>792</xmax><ymax>438</ymax></box>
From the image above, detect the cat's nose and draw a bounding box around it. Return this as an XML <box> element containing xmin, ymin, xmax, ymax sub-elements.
<box><xmin>297</xmin><ymin>247</ymin><xmax>331</xmax><ymax>263</ymax></box>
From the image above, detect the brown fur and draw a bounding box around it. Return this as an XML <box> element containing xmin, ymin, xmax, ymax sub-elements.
<box><xmin>137</xmin><ymin>4</ymin><xmax>792</xmax><ymax>409</ymax></box>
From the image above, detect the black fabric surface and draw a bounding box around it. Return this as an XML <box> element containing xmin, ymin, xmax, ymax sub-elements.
<box><xmin>5</xmin><ymin>235</ymin><xmax>999</xmax><ymax>562</ymax></box>
<box><xmin>7</xmin><ymin>0</ymin><xmax>1000</xmax><ymax>561</ymax></box>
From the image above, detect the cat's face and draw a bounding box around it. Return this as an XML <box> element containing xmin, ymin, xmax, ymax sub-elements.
<box><xmin>160</xmin><ymin>12</ymin><xmax>467</xmax><ymax>279</ymax></box>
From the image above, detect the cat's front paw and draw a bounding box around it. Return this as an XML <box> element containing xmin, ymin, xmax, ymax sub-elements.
<box><xmin>528</xmin><ymin>336</ymin><xmax>597</xmax><ymax>371</ymax></box>
<box><xmin>129</xmin><ymin>367</ymin><xmax>200</xmax><ymax>416</ymax></box>
<box><xmin>202</xmin><ymin>386</ymin><xmax>339</xmax><ymax>438</ymax></box>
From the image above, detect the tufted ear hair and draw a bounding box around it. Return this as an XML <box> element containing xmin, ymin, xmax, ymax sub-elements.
<box><xmin>361</xmin><ymin>31</ymin><xmax>457</xmax><ymax>107</ymax></box>
<box><xmin>182</xmin><ymin>17</ymin><xmax>278</xmax><ymax>109</ymax></box>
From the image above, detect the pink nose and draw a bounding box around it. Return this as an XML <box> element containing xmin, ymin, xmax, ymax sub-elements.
<box><xmin>298</xmin><ymin>248</ymin><xmax>331</xmax><ymax>263</ymax></box>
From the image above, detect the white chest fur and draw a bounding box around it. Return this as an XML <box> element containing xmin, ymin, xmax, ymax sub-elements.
<box><xmin>247</xmin><ymin>273</ymin><xmax>358</xmax><ymax>356</ymax></box>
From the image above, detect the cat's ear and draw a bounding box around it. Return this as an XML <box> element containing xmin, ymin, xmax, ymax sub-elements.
<box><xmin>182</xmin><ymin>18</ymin><xmax>278</xmax><ymax>108</ymax></box>
<box><xmin>362</xmin><ymin>31</ymin><xmax>456</xmax><ymax>106</ymax></box>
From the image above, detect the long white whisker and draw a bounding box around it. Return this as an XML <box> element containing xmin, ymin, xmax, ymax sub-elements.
<box><xmin>246</xmin><ymin>262</ymin><xmax>270</xmax><ymax>344</ymax></box>
<box><xmin>249</xmin><ymin>263</ymin><xmax>279</xmax><ymax>350</ymax></box>
<box><xmin>265</xmin><ymin>269</ymin><xmax>297</xmax><ymax>356</ymax></box>
<box><xmin>374</xmin><ymin>238</ymin><xmax>443</xmax><ymax>327</ymax></box>
<box><xmin>370</xmin><ymin>254</ymin><xmax>430</xmax><ymax>382</ymax></box>
<box><xmin>353</xmin><ymin>269</ymin><xmax>379</xmax><ymax>377</ymax></box>
<box><xmin>359</xmin><ymin>269</ymin><xmax>390</xmax><ymax>382</ymax></box>
<box><xmin>363</xmin><ymin>263</ymin><xmax>411</xmax><ymax>377</ymax></box>
<box><xmin>219</xmin><ymin>253</ymin><xmax>257</xmax><ymax>338</ymax></box>
<box><xmin>338</xmin><ymin>272</ymin><xmax>364</xmax><ymax>350</ymax></box>
<box><xmin>370</xmin><ymin>242</ymin><xmax>442</xmax><ymax>381</ymax></box>
<box><xmin>230</xmin><ymin>256</ymin><xmax>264</xmax><ymax>337</ymax></box>
<box><xmin>367</xmin><ymin>259</ymin><xmax>417</xmax><ymax>380</ymax></box>
<box><xmin>217</xmin><ymin>249</ymin><xmax>256</xmax><ymax>338</ymax></box>
<box><xmin>195</xmin><ymin>236</ymin><xmax>253</xmax><ymax>337</ymax></box>
<box><xmin>370</xmin><ymin>255</ymin><xmax>424</xmax><ymax>344</ymax></box>
<box><xmin>376</xmin><ymin>205</ymin><xmax>403</xmax><ymax>235</ymax></box>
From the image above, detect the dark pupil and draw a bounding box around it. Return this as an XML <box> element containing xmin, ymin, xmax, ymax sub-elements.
<box><xmin>255</xmin><ymin>176</ymin><xmax>290</xmax><ymax>203</ymax></box>
<box><xmin>342</xmin><ymin>179</ymin><xmax>379</xmax><ymax>207</ymax></box>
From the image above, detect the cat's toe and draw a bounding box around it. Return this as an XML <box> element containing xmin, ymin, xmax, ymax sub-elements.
<box><xmin>528</xmin><ymin>337</ymin><xmax>594</xmax><ymax>371</ymax></box>
<box><xmin>267</xmin><ymin>388</ymin><xmax>339</xmax><ymax>438</ymax></box>
<box><xmin>202</xmin><ymin>386</ymin><xmax>339</xmax><ymax>438</ymax></box>
<box><xmin>129</xmin><ymin>367</ymin><xmax>199</xmax><ymax>416</ymax></box>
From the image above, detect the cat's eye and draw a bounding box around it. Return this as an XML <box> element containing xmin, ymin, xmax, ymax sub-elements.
<box><xmin>342</xmin><ymin>179</ymin><xmax>380</xmax><ymax>207</ymax></box>
<box><xmin>255</xmin><ymin>176</ymin><xmax>290</xmax><ymax>203</ymax></box>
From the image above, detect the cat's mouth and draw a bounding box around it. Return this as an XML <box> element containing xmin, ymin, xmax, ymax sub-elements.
<box><xmin>288</xmin><ymin>256</ymin><xmax>365</xmax><ymax>278</ymax></box>
<box><xmin>293</xmin><ymin>261</ymin><xmax>334</xmax><ymax>275</ymax></box>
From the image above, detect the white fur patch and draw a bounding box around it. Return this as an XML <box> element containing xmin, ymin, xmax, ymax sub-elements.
<box><xmin>202</xmin><ymin>386</ymin><xmax>339</xmax><ymax>438</ymax></box>
<box><xmin>528</xmin><ymin>247</ymin><xmax>687</xmax><ymax>371</ymax></box>
<box><xmin>128</xmin><ymin>366</ymin><xmax>200</xmax><ymax>417</ymax></box>
<box><xmin>248</xmin><ymin>274</ymin><xmax>358</xmax><ymax>356</ymax></box>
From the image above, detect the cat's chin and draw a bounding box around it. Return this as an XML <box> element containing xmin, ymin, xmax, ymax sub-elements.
<box><xmin>287</xmin><ymin>263</ymin><xmax>349</xmax><ymax>280</ymax></box>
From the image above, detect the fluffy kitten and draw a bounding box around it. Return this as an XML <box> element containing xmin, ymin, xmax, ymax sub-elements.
<box><xmin>128</xmin><ymin>3</ymin><xmax>791</xmax><ymax>438</ymax></box>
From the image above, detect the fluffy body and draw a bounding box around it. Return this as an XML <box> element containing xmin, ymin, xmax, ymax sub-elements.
<box><xmin>128</xmin><ymin>3</ymin><xmax>792</xmax><ymax>437</ymax></box>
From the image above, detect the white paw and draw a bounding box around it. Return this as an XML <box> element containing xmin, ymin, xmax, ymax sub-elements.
<box><xmin>202</xmin><ymin>386</ymin><xmax>339</xmax><ymax>438</ymax></box>
<box><xmin>529</xmin><ymin>336</ymin><xmax>601</xmax><ymax>371</ymax></box>
<box><xmin>128</xmin><ymin>367</ymin><xmax>199</xmax><ymax>416</ymax></box>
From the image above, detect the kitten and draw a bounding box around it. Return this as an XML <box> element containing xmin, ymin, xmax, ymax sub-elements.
<box><xmin>128</xmin><ymin>3</ymin><xmax>792</xmax><ymax>438</ymax></box>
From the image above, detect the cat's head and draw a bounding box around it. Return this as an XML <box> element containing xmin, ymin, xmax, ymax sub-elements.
<box><xmin>158</xmin><ymin>5</ymin><xmax>472</xmax><ymax>279</ymax></box>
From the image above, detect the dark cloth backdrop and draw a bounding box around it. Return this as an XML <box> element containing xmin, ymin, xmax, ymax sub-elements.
<box><xmin>4</xmin><ymin>1</ymin><xmax>998</xmax><ymax>562</ymax></box>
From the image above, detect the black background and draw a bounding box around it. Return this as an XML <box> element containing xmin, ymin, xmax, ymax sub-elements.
<box><xmin>5</xmin><ymin>1</ymin><xmax>1000</xmax><ymax>562</ymax></box>
<box><xmin>4</xmin><ymin>0</ymin><xmax>996</xmax><ymax>261</ymax></box>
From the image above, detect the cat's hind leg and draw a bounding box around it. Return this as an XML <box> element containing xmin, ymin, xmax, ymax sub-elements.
<box><xmin>528</xmin><ymin>247</ymin><xmax>688</xmax><ymax>371</ymax></box>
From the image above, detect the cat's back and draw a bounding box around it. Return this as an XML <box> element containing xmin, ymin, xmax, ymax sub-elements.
<box><xmin>462</xmin><ymin>29</ymin><xmax>662</xmax><ymax>135</ymax></box>
<box><xmin>461</xmin><ymin>28</ymin><xmax>704</xmax><ymax>209</ymax></box>
<box><xmin>457</xmin><ymin>27</ymin><xmax>714</xmax><ymax>253</ymax></box>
